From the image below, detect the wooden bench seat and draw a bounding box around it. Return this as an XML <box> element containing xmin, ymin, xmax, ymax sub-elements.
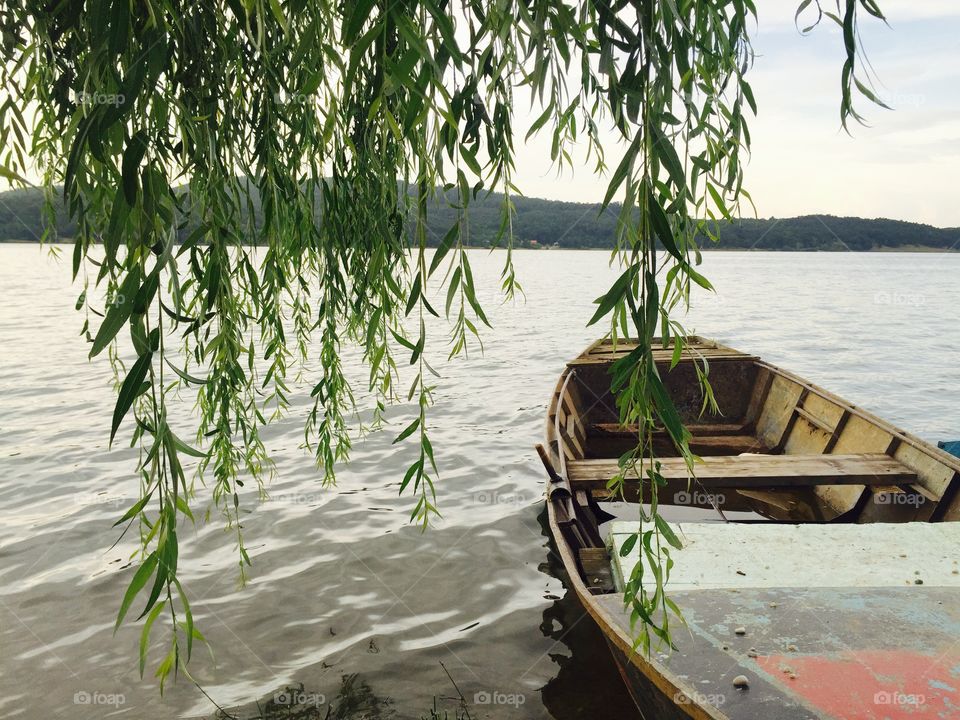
<box><xmin>567</xmin><ymin>453</ymin><xmax>918</xmax><ymax>490</ymax></box>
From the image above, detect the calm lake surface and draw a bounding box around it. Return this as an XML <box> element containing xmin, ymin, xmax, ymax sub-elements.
<box><xmin>1</xmin><ymin>245</ymin><xmax>958</xmax><ymax>719</ymax></box>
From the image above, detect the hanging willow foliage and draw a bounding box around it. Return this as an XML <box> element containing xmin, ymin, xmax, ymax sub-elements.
<box><xmin>0</xmin><ymin>0</ymin><xmax>884</xmax><ymax>689</ymax></box>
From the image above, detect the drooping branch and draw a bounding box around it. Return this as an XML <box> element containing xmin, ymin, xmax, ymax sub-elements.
<box><xmin>0</xmin><ymin>0</ymin><xmax>885</xmax><ymax>688</ymax></box>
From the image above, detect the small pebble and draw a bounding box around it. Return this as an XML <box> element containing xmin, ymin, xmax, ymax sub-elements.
<box><xmin>787</xmin><ymin>644</ymin><xmax>798</xmax><ymax>652</ymax></box>
<box><xmin>915</xmin><ymin>578</ymin><xmax>924</xmax><ymax>585</ymax></box>
<box><xmin>722</xmin><ymin>645</ymin><xmax>729</xmax><ymax>651</ymax></box>
<box><xmin>781</xmin><ymin>665</ymin><xmax>794</xmax><ymax>674</ymax></box>
<box><xmin>747</xmin><ymin>649</ymin><xmax>758</xmax><ymax>658</ymax></box>
<box><xmin>732</xmin><ymin>675</ymin><xmax>749</xmax><ymax>689</ymax></box>
<box><xmin>734</xmin><ymin>626</ymin><xmax>746</xmax><ymax>636</ymax></box>
<box><xmin>769</xmin><ymin>601</ymin><xmax>778</xmax><ymax>608</ymax></box>
<box><xmin>788</xmin><ymin>672</ymin><xmax>798</xmax><ymax>680</ymax></box>
<box><xmin>952</xmin><ymin>569</ymin><xmax>958</xmax><ymax>575</ymax></box>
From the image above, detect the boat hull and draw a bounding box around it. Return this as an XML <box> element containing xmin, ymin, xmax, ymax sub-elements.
<box><xmin>541</xmin><ymin>337</ymin><xmax>960</xmax><ymax>719</ymax></box>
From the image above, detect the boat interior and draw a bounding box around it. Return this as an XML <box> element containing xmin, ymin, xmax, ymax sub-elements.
<box><xmin>543</xmin><ymin>337</ymin><xmax>960</xmax><ymax>719</ymax></box>
<box><xmin>545</xmin><ymin>336</ymin><xmax>960</xmax><ymax>594</ymax></box>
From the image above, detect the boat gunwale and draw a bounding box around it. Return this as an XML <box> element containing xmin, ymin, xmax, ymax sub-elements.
<box><xmin>753</xmin><ymin>359</ymin><xmax>960</xmax><ymax>475</ymax></box>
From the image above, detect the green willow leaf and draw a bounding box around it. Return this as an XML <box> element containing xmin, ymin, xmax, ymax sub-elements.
<box><xmin>654</xmin><ymin>515</ymin><xmax>683</xmax><ymax>551</ymax></box>
<box><xmin>169</xmin><ymin>430</ymin><xmax>208</xmax><ymax>459</ymax></box>
<box><xmin>115</xmin><ymin>553</ymin><xmax>158</xmax><ymax>632</ymax></box>
<box><xmin>588</xmin><ymin>264</ymin><xmax>637</xmax><ymax>326</ymax></box>
<box><xmin>0</xmin><ymin>163</ymin><xmax>30</xmax><ymax>184</ymax></box>
<box><xmin>428</xmin><ymin>224</ymin><xmax>459</xmax><ymax>277</ymax></box>
<box><xmin>111</xmin><ymin>351</ymin><xmax>152</xmax><ymax>444</ymax></box>
<box><xmin>89</xmin><ymin>268</ymin><xmax>141</xmax><ymax>358</ymax></box>
<box><xmin>121</xmin><ymin>131</ymin><xmax>148</xmax><ymax>206</ymax></box>
<box><xmin>113</xmin><ymin>492</ymin><xmax>153</xmax><ymax>527</ymax></box>
<box><xmin>344</xmin><ymin>0</ymin><xmax>378</xmax><ymax>43</ymax></box>
<box><xmin>163</xmin><ymin>356</ymin><xmax>209</xmax><ymax>385</ymax></box>
<box><xmin>650</xmin><ymin>125</ymin><xmax>686</xmax><ymax>191</ymax></box>
<box><xmin>619</xmin><ymin>533</ymin><xmax>638</xmax><ymax>558</ymax></box>
<box><xmin>646</xmin><ymin>188</ymin><xmax>684</xmax><ymax>263</ymax></box>
<box><xmin>139</xmin><ymin>601</ymin><xmax>166</xmax><ymax>677</ymax></box>
<box><xmin>393</xmin><ymin>417</ymin><xmax>421</xmax><ymax>444</ymax></box>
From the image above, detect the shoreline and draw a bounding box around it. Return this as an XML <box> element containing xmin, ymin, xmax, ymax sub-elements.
<box><xmin>2</xmin><ymin>239</ymin><xmax>956</xmax><ymax>253</ymax></box>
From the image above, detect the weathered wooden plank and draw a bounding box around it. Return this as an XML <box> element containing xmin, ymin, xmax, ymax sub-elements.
<box><xmin>567</xmin><ymin>453</ymin><xmax>917</xmax><ymax>489</ymax></box>
<box><xmin>735</xmin><ymin>488</ymin><xmax>827</xmax><ymax>522</ymax></box>
<box><xmin>609</xmin><ymin>521</ymin><xmax>960</xmax><ymax>591</ymax></box>
<box><xmin>755</xmin><ymin>375</ymin><xmax>804</xmax><ymax>448</ymax></box>
<box><xmin>585</xmin><ymin>427</ymin><xmax>770</xmax><ymax>460</ymax></box>
<box><xmin>590</xmin><ymin>479</ymin><xmax>761</xmax><ymax>511</ymax></box>
<box><xmin>894</xmin><ymin>441</ymin><xmax>957</xmax><ymax>498</ymax></box>
<box><xmin>783</xmin><ymin>411</ymin><xmax>832</xmax><ymax>455</ymax></box>
<box><xmin>743</xmin><ymin>366</ymin><xmax>774</xmax><ymax>426</ymax></box>
<box><xmin>794</xmin><ymin>406</ymin><xmax>835</xmax><ymax>435</ymax></box>
<box><xmin>587</xmin><ymin>427</ymin><xmax>767</xmax><ymax>456</ymax></box>
<box><xmin>579</xmin><ymin>548</ymin><xmax>616</xmax><ymax>593</ymax></box>
<box><xmin>799</xmin><ymin>393</ymin><xmax>845</xmax><ymax>432</ymax></box>
<box><xmin>687</xmin><ymin>436</ymin><xmax>772</xmax><ymax>455</ymax></box>
<box><xmin>568</xmin><ymin>349</ymin><xmax>757</xmax><ymax>366</ymax></box>
<box><xmin>590</xmin><ymin>422</ymin><xmax>750</xmax><ymax>436</ymax></box>
<box><xmin>817</xmin><ymin>413</ymin><xmax>891</xmax><ymax>516</ymax></box>
<box><xmin>584</xmin><ymin>336</ymin><xmax>720</xmax><ymax>354</ymax></box>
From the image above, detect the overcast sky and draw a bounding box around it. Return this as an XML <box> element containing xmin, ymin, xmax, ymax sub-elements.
<box><xmin>514</xmin><ymin>2</ymin><xmax>960</xmax><ymax>227</ymax></box>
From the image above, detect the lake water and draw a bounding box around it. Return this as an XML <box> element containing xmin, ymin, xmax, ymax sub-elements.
<box><xmin>1</xmin><ymin>245</ymin><xmax>958</xmax><ymax>719</ymax></box>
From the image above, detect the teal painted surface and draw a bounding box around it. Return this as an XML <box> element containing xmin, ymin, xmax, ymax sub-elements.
<box><xmin>939</xmin><ymin>440</ymin><xmax>960</xmax><ymax>458</ymax></box>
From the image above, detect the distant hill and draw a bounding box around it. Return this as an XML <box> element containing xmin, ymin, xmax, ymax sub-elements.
<box><xmin>2</xmin><ymin>185</ymin><xmax>957</xmax><ymax>251</ymax></box>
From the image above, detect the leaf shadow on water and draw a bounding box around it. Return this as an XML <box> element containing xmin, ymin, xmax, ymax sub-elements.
<box><xmin>535</xmin><ymin>507</ymin><xmax>643</xmax><ymax>720</ymax></box>
<box><xmin>207</xmin><ymin>507</ymin><xmax>638</xmax><ymax>720</ymax></box>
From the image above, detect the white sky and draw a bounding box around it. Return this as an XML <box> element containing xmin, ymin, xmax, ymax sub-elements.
<box><xmin>513</xmin><ymin>2</ymin><xmax>960</xmax><ymax>227</ymax></box>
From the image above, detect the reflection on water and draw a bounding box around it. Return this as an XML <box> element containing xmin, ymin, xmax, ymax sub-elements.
<box><xmin>217</xmin><ymin>675</ymin><xmax>394</xmax><ymax>719</ymax></box>
<box><xmin>212</xmin><ymin>510</ymin><xmax>638</xmax><ymax>720</ymax></box>
<box><xmin>536</xmin><ymin>509</ymin><xmax>641</xmax><ymax>720</ymax></box>
<box><xmin>1</xmin><ymin>246</ymin><xmax>958</xmax><ymax>718</ymax></box>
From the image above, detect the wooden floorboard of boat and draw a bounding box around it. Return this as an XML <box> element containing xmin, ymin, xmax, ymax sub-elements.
<box><xmin>567</xmin><ymin>453</ymin><xmax>918</xmax><ymax>488</ymax></box>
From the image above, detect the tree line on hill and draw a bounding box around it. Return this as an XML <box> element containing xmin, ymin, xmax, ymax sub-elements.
<box><xmin>1</xmin><ymin>185</ymin><xmax>956</xmax><ymax>251</ymax></box>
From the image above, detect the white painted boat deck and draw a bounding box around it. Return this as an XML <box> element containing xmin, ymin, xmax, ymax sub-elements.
<box><xmin>608</xmin><ymin>521</ymin><xmax>960</xmax><ymax>591</ymax></box>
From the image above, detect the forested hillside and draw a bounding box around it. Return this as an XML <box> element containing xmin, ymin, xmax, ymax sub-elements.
<box><xmin>2</xmin><ymin>186</ymin><xmax>956</xmax><ymax>251</ymax></box>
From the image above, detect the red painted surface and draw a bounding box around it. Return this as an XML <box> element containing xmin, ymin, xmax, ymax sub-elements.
<box><xmin>757</xmin><ymin>650</ymin><xmax>959</xmax><ymax>719</ymax></box>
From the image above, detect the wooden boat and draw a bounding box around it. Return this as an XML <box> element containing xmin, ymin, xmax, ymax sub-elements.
<box><xmin>540</xmin><ymin>337</ymin><xmax>960</xmax><ymax>720</ymax></box>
